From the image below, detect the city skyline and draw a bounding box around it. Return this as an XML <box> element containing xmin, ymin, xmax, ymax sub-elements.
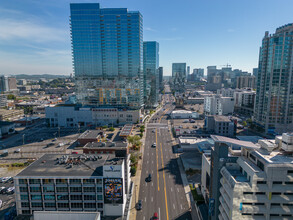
<box><xmin>0</xmin><ymin>0</ymin><xmax>293</xmax><ymax>75</ymax></box>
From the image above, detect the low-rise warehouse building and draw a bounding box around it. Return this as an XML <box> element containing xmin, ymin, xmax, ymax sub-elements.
<box><xmin>171</xmin><ymin>110</ymin><xmax>199</xmax><ymax>119</ymax></box>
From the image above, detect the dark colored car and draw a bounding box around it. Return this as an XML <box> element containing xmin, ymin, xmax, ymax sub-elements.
<box><xmin>146</xmin><ymin>174</ymin><xmax>152</xmax><ymax>182</ymax></box>
<box><xmin>136</xmin><ymin>200</ymin><xmax>142</xmax><ymax>210</ymax></box>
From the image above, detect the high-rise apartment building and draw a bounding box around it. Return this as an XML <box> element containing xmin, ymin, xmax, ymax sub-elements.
<box><xmin>158</xmin><ymin>67</ymin><xmax>163</xmax><ymax>90</ymax></box>
<box><xmin>70</xmin><ymin>3</ymin><xmax>143</xmax><ymax>109</ymax></box>
<box><xmin>236</xmin><ymin>75</ymin><xmax>256</xmax><ymax>89</ymax></box>
<box><xmin>0</xmin><ymin>76</ymin><xmax>8</xmax><ymax>93</ymax></box>
<box><xmin>254</xmin><ymin>23</ymin><xmax>293</xmax><ymax>134</ymax></box>
<box><xmin>253</xmin><ymin>68</ymin><xmax>258</xmax><ymax>77</ymax></box>
<box><xmin>143</xmin><ymin>41</ymin><xmax>159</xmax><ymax>107</ymax></box>
<box><xmin>172</xmin><ymin>63</ymin><xmax>186</xmax><ymax>92</ymax></box>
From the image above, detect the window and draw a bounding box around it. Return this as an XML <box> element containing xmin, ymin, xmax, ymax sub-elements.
<box><xmin>98</xmin><ymin>203</ymin><xmax>103</xmax><ymax>209</ymax></box>
<box><xmin>70</xmin><ymin>179</ymin><xmax>81</xmax><ymax>184</ymax></box>
<box><xmin>43</xmin><ymin>179</ymin><xmax>54</xmax><ymax>184</ymax></box>
<box><xmin>242</xmin><ymin>213</ymin><xmax>252</xmax><ymax>216</ymax></box>
<box><xmin>254</xmin><ymin>203</ymin><xmax>265</xmax><ymax>205</ymax></box>
<box><xmin>96</xmin><ymin>179</ymin><xmax>102</xmax><ymax>184</ymax></box>
<box><xmin>97</xmin><ymin>187</ymin><xmax>102</xmax><ymax>192</ymax></box>
<box><xmin>43</xmin><ymin>186</ymin><xmax>54</xmax><ymax>193</ymax></box>
<box><xmin>256</xmin><ymin>192</ymin><xmax>265</xmax><ymax>195</ymax></box>
<box><xmin>273</xmin><ymin>181</ymin><xmax>282</xmax><ymax>184</ymax></box>
<box><xmin>284</xmin><ymin>192</ymin><xmax>293</xmax><ymax>195</ymax></box>
<box><xmin>44</xmin><ymin>203</ymin><xmax>56</xmax><ymax>208</ymax></box>
<box><xmin>71</xmin><ymin>203</ymin><xmax>82</xmax><ymax>208</ymax></box>
<box><xmin>84</xmin><ymin>187</ymin><xmax>95</xmax><ymax>192</ymax></box>
<box><xmin>97</xmin><ymin>194</ymin><xmax>103</xmax><ymax>200</ymax></box>
<box><xmin>242</xmin><ymin>203</ymin><xmax>252</xmax><ymax>205</ymax></box>
<box><xmin>257</xmin><ymin>160</ymin><xmax>264</xmax><ymax>171</ymax></box>
<box><xmin>44</xmin><ymin>195</ymin><xmax>55</xmax><ymax>200</ymax></box>
<box><xmin>288</xmin><ymin>170</ymin><xmax>293</xmax><ymax>174</ymax></box>
<box><xmin>21</xmin><ymin>202</ymin><xmax>29</xmax><ymax>208</ymax></box>
<box><xmin>30</xmin><ymin>187</ymin><xmax>41</xmax><ymax>192</ymax></box>
<box><xmin>84</xmin><ymin>195</ymin><xmax>96</xmax><ymax>200</ymax></box>
<box><xmin>31</xmin><ymin>195</ymin><xmax>42</xmax><ymax>200</ymax></box>
<box><xmin>21</xmin><ymin>195</ymin><xmax>29</xmax><ymax>200</ymax></box>
<box><xmin>243</xmin><ymin>192</ymin><xmax>253</xmax><ymax>195</ymax></box>
<box><xmin>22</xmin><ymin>210</ymin><xmax>30</xmax><ymax>214</ymax></box>
<box><xmin>70</xmin><ymin>195</ymin><xmax>82</xmax><ymax>200</ymax></box>
<box><xmin>272</xmin><ymin>192</ymin><xmax>281</xmax><ymax>195</ymax></box>
<box><xmin>56</xmin><ymin>179</ymin><xmax>67</xmax><ymax>184</ymax></box>
<box><xmin>31</xmin><ymin>202</ymin><xmax>42</xmax><ymax>208</ymax></box>
<box><xmin>257</xmin><ymin>181</ymin><xmax>266</xmax><ymax>184</ymax></box>
<box><xmin>56</xmin><ymin>187</ymin><xmax>68</xmax><ymax>193</ymax></box>
<box><xmin>84</xmin><ymin>203</ymin><xmax>96</xmax><ymax>208</ymax></box>
<box><xmin>19</xmin><ymin>179</ymin><xmax>27</xmax><ymax>184</ymax></box>
<box><xmin>57</xmin><ymin>195</ymin><xmax>69</xmax><ymax>200</ymax></box>
<box><xmin>20</xmin><ymin>187</ymin><xmax>28</xmax><ymax>192</ymax></box>
<box><xmin>70</xmin><ymin>187</ymin><xmax>82</xmax><ymax>192</ymax></box>
<box><xmin>29</xmin><ymin>179</ymin><xmax>41</xmax><ymax>184</ymax></box>
<box><xmin>57</xmin><ymin>203</ymin><xmax>69</xmax><ymax>208</ymax></box>
<box><xmin>83</xmin><ymin>179</ymin><xmax>95</xmax><ymax>184</ymax></box>
<box><xmin>285</xmin><ymin>181</ymin><xmax>293</xmax><ymax>184</ymax></box>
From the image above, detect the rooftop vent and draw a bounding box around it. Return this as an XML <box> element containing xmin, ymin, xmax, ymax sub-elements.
<box><xmin>258</xmin><ymin>139</ymin><xmax>276</xmax><ymax>152</ymax></box>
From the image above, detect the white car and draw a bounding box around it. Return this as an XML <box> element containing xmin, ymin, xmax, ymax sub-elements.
<box><xmin>0</xmin><ymin>177</ymin><xmax>11</xmax><ymax>183</ymax></box>
<box><xmin>0</xmin><ymin>200</ymin><xmax>2</xmax><ymax>208</ymax></box>
<box><xmin>6</xmin><ymin>187</ymin><xmax>15</xmax><ymax>194</ymax></box>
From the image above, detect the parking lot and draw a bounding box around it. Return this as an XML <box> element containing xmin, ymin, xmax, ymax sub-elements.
<box><xmin>171</xmin><ymin>118</ymin><xmax>205</xmax><ymax>130</ymax></box>
<box><xmin>0</xmin><ymin>177</ymin><xmax>16</xmax><ymax>219</ymax></box>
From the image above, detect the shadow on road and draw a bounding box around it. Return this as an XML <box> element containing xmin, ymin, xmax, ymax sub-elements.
<box><xmin>158</xmin><ymin>158</ymin><xmax>183</xmax><ymax>185</ymax></box>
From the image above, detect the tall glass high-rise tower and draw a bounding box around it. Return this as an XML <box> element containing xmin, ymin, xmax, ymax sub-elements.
<box><xmin>143</xmin><ymin>41</ymin><xmax>159</xmax><ymax>107</ymax></box>
<box><xmin>70</xmin><ymin>3</ymin><xmax>143</xmax><ymax>109</ymax></box>
<box><xmin>254</xmin><ymin>23</ymin><xmax>293</xmax><ymax>134</ymax></box>
<box><xmin>172</xmin><ymin>63</ymin><xmax>186</xmax><ymax>92</ymax></box>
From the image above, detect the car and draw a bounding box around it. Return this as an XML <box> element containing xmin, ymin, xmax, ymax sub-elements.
<box><xmin>46</xmin><ymin>143</ymin><xmax>54</xmax><ymax>147</ymax></box>
<box><xmin>146</xmin><ymin>174</ymin><xmax>152</xmax><ymax>182</ymax></box>
<box><xmin>152</xmin><ymin>129</ymin><xmax>155</xmax><ymax>133</ymax></box>
<box><xmin>183</xmin><ymin>120</ymin><xmax>189</xmax><ymax>123</ymax></box>
<box><xmin>14</xmin><ymin>149</ymin><xmax>21</xmax><ymax>153</ymax></box>
<box><xmin>0</xmin><ymin>177</ymin><xmax>11</xmax><ymax>183</ymax></box>
<box><xmin>52</xmin><ymin>138</ymin><xmax>57</xmax><ymax>142</ymax></box>
<box><xmin>152</xmin><ymin>143</ymin><xmax>156</xmax><ymax>148</ymax></box>
<box><xmin>153</xmin><ymin>212</ymin><xmax>159</xmax><ymax>220</ymax></box>
<box><xmin>0</xmin><ymin>187</ymin><xmax>6</xmax><ymax>194</ymax></box>
<box><xmin>0</xmin><ymin>199</ymin><xmax>2</xmax><ymax>208</ymax></box>
<box><xmin>72</xmin><ymin>151</ymin><xmax>78</xmax><ymax>154</ymax></box>
<box><xmin>136</xmin><ymin>200</ymin><xmax>142</xmax><ymax>210</ymax></box>
<box><xmin>6</xmin><ymin>187</ymin><xmax>15</xmax><ymax>194</ymax></box>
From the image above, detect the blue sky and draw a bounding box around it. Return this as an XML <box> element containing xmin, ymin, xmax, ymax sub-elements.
<box><xmin>0</xmin><ymin>0</ymin><xmax>293</xmax><ymax>76</ymax></box>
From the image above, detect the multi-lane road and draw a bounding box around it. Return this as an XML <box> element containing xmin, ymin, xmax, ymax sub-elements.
<box><xmin>136</xmin><ymin>100</ymin><xmax>192</xmax><ymax>220</ymax></box>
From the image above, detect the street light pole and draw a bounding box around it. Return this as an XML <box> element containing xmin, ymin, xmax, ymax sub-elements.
<box><xmin>58</xmin><ymin>127</ymin><xmax>60</xmax><ymax>138</ymax></box>
<box><xmin>22</xmin><ymin>134</ymin><xmax>25</xmax><ymax>145</ymax></box>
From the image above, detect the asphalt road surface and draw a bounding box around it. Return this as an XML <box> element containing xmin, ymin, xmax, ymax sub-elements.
<box><xmin>136</xmin><ymin>101</ymin><xmax>192</xmax><ymax>220</ymax></box>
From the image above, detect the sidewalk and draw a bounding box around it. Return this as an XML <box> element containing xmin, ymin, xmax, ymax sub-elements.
<box><xmin>129</xmin><ymin>107</ymin><xmax>162</xmax><ymax>220</ymax></box>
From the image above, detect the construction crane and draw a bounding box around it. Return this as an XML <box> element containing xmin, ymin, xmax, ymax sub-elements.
<box><xmin>220</xmin><ymin>63</ymin><xmax>231</xmax><ymax>68</ymax></box>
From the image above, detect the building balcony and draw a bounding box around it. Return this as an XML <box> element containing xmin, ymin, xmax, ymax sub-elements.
<box><xmin>242</xmin><ymin>194</ymin><xmax>267</xmax><ymax>203</ymax></box>
<box><xmin>242</xmin><ymin>204</ymin><xmax>267</xmax><ymax>213</ymax></box>
<box><xmin>218</xmin><ymin>205</ymin><xmax>229</xmax><ymax>220</ymax></box>
<box><xmin>219</xmin><ymin>196</ymin><xmax>230</xmax><ymax>218</ymax></box>
<box><xmin>270</xmin><ymin>205</ymin><xmax>293</xmax><ymax>215</ymax></box>
<box><xmin>220</xmin><ymin>187</ymin><xmax>231</xmax><ymax>205</ymax></box>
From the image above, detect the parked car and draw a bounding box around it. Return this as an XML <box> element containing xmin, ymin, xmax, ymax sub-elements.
<box><xmin>72</xmin><ymin>151</ymin><xmax>78</xmax><ymax>154</ymax></box>
<box><xmin>0</xmin><ymin>199</ymin><xmax>2</xmax><ymax>208</ymax></box>
<box><xmin>136</xmin><ymin>200</ymin><xmax>142</xmax><ymax>210</ymax></box>
<box><xmin>46</xmin><ymin>143</ymin><xmax>54</xmax><ymax>147</ymax></box>
<box><xmin>6</xmin><ymin>187</ymin><xmax>15</xmax><ymax>194</ymax></box>
<box><xmin>14</xmin><ymin>149</ymin><xmax>21</xmax><ymax>153</ymax></box>
<box><xmin>0</xmin><ymin>177</ymin><xmax>11</xmax><ymax>183</ymax></box>
<box><xmin>0</xmin><ymin>187</ymin><xmax>6</xmax><ymax>194</ymax></box>
<box><xmin>152</xmin><ymin>143</ymin><xmax>156</xmax><ymax>148</ymax></box>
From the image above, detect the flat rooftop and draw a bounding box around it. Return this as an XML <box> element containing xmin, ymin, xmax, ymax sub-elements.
<box><xmin>236</xmin><ymin>135</ymin><xmax>263</xmax><ymax>144</ymax></box>
<box><xmin>253</xmin><ymin>149</ymin><xmax>293</xmax><ymax>164</ymax></box>
<box><xmin>213</xmin><ymin>115</ymin><xmax>231</xmax><ymax>122</ymax></box>
<box><xmin>83</xmin><ymin>141</ymin><xmax>127</xmax><ymax>149</ymax></box>
<box><xmin>211</xmin><ymin>135</ymin><xmax>259</xmax><ymax>150</ymax></box>
<box><xmin>16</xmin><ymin>154</ymin><xmax>123</xmax><ymax>177</ymax></box>
<box><xmin>120</xmin><ymin>124</ymin><xmax>133</xmax><ymax>137</ymax></box>
<box><xmin>78</xmin><ymin>130</ymin><xmax>103</xmax><ymax>139</ymax></box>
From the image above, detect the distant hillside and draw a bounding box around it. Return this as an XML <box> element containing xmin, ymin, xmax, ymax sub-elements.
<box><xmin>14</xmin><ymin>74</ymin><xmax>69</xmax><ymax>80</ymax></box>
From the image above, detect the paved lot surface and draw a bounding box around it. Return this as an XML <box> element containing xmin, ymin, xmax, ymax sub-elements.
<box><xmin>136</xmin><ymin>103</ymin><xmax>192</xmax><ymax>220</ymax></box>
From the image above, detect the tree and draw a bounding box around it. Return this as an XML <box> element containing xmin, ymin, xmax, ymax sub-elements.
<box><xmin>242</xmin><ymin>121</ymin><xmax>247</xmax><ymax>127</ymax></box>
<box><xmin>130</xmin><ymin>166</ymin><xmax>137</xmax><ymax>176</ymax></box>
<box><xmin>7</xmin><ymin>94</ymin><xmax>16</xmax><ymax>100</ymax></box>
<box><xmin>109</xmin><ymin>127</ymin><xmax>115</xmax><ymax>131</ymax></box>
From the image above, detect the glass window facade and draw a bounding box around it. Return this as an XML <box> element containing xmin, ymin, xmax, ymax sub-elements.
<box><xmin>143</xmin><ymin>41</ymin><xmax>159</xmax><ymax>107</ymax></box>
<box><xmin>70</xmin><ymin>3</ymin><xmax>143</xmax><ymax>109</ymax></box>
<box><xmin>254</xmin><ymin>23</ymin><xmax>293</xmax><ymax>134</ymax></box>
<box><xmin>172</xmin><ymin>63</ymin><xmax>186</xmax><ymax>92</ymax></box>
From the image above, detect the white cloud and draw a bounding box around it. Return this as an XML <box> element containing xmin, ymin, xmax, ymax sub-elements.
<box><xmin>145</xmin><ymin>27</ymin><xmax>157</xmax><ymax>32</ymax></box>
<box><xmin>0</xmin><ymin>19</ymin><xmax>68</xmax><ymax>43</ymax></box>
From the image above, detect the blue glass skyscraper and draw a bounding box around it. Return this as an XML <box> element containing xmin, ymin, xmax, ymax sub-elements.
<box><xmin>143</xmin><ymin>41</ymin><xmax>159</xmax><ymax>107</ymax></box>
<box><xmin>70</xmin><ymin>3</ymin><xmax>143</xmax><ymax>109</ymax></box>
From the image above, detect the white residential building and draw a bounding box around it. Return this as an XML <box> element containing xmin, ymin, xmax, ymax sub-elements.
<box><xmin>217</xmin><ymin>88</ymin><xmax>235</xmax><ymax>98</ymax></box>
<box><xmin>202</xmin><ymin>133</ymin><xmax>293</xmax><ymax>220</ymax></box>
<box><xmin>204</xmin><ymin>95</ymin><xmax>234</xmax><ymax>115</ymax></box>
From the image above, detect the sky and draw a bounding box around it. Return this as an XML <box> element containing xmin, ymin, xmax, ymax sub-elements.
<box><xmin>0</xmin><ymin>0</ymin><xmax>293</xmax><ymax>76</ymax></box>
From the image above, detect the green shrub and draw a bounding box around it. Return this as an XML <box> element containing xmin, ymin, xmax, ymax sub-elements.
<box><xmin>109</xmin><ymin>127</ymin><xmax>115</xmax><ymax>131</ymax></box>
<box><xmin>130</xmin><ymin>166</ymin><xmax>137</xmax><ymax>176</ymax></box>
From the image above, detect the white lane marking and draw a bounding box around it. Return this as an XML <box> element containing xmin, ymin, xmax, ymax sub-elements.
<box><xmin>152</xmin><ymin>161</ymin><xmax>154</xmax><ymax>164</ymax></box>
<box><xmin>159</xmin><ymin>208</ymin><xmax>161</xmax><ymax>220</ymax></box>
<box><xmin>181</xmin><ymin>204</ymin><xmax>183</xmax><ymax>210</ymax></box>
<box><xmin>171</xmin><ymin>187</ymin><xmax>173</xmax><ymax>192</ymax></box>
<box><xmin>152</xmin><ymin>182</ymin><xmax>153</xmax><ymax>187</ymax></box>
<box><xmin>152</xmin><ymin>153</ymin><xmax>154</xmax><ymax>156</ymax></box>
<box><xmin>169</xmin><ymin>175</ymin><xmax>171</xmax><ymax>179</ymax></box>
<box><xmin>152</xmin><ymin>170</ymin><xmax>153</xmax><ymax>174</ymax></box>
<box><xmin>147</xmin><ymin>160</ymin><xmax>149</xmax><ymax>164</ymax></box>
<box><xmin>151</xmin><ymin>197</ymin><xmax>153</xmax><ymax>202</ymax></box>
<box><xmin>173</xmin><ymin>203</ymin><xmax>175</xmax><ymax>209</ymax></box>
<box><xmin>145</xmin><ymin>197</ymin><xmax>146</xmax><ymax>202</ymax></box>
<box><xmin>143</xmin><ymin>216</ymin><xmax>145</xmax><ymax>220</ymax></box>
<box><xmin>177</xmin><ymin>188</ymin><xmax>179</xmax><ymax>193</ymax></box>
